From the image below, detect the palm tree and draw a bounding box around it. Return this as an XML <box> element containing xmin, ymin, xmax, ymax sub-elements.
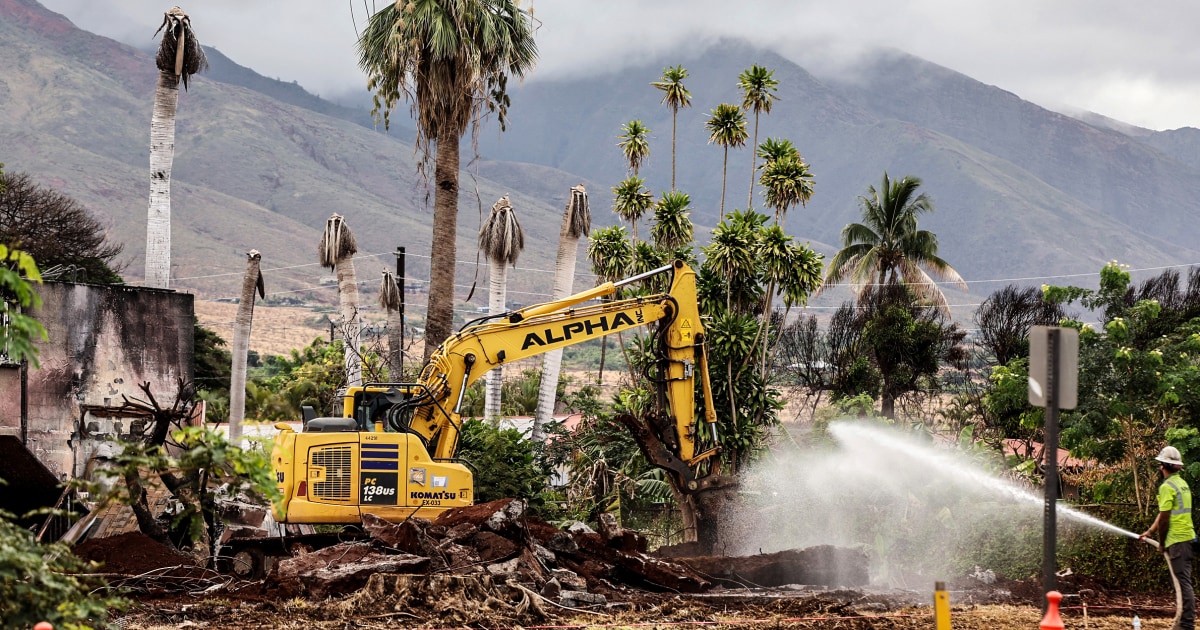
<box><xmin>651</xmin><ymin>191</ymin><xmax>694</xmax><ymax>252</ymax></box>
<box><xmin>145</xmin><ymin>7</ymin><xmax>207</xmax><ymax>288</ymax></box>
<box><xmin>738</xmin><ymin>65</ymin><xmax>779</xmax><ymax>210</ymax></box>
<box><xmin>318</xmin><ymin>214</ymin><xmax>362</xmax><ymax>389</ymax></box>
<box><xmin>617</xmin><ymin>120</ymin><xmax>651</xmax><ymax>177</ymax></box>
<box><xmin>823</xmin><ymin>172</ymin><xmax>966</xmax><ymax>314</ymax></box>
<box><xmin>228</xmin><ymin>250</ymin><xmax>264</xmax><ymax>444</ymax></box>
<box><xmin>378</xmin><ymin>271</ymin><xmax>403</xmax><ymax>378</ymax></box>
<box><xmin>756</xmin><ymin>137</ymin><xmax>798</xmax><ymax>167</ymax></box>
<box><xmin>587</xmin><ymin>225</ymin><xmax>634</xmax><ymax>385</ymax></box>
<box><xmin>760</xmin><ymin>152</ymin><xmax>814</xmax><ymax>229</ymax></box>
<box><xmin>612</xmin><ymin>176</ymin><xmax>653</xmax><ymax>241</ymax></box>
<box><xmin>651</xmin><ymin>65</ymin><xmax>691</xmax><ymax>190</ymax></box>
<box><xmin>358</xmin><ymin>0</ymin><xmax>538</xmax><ymax>361</ymax></box>
<box><xmin>478</xmin><ymin>194</ymin><xmax>525</xmax><ymax>423</ymax></box>
<box><xmin>704</xmin><ymin>104</ymin><xmax>748</xmax><ymax>221</ymax></box>
<box><xmin>533</xmin><ymin>185</ymin><xmax>590</xmax><ymax>442</ymax></box>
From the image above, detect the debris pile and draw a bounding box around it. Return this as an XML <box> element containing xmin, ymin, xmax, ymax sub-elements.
<box><xmin>273</xmin><ymin>498</ymin><xmax>714</xmax><ymax>606</ymax></box>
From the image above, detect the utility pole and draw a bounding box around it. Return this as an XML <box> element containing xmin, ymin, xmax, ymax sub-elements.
<box><xmin>395</xmin><ymin>247</ymin><xmax>405</xmax><ymax>372</ymax></box>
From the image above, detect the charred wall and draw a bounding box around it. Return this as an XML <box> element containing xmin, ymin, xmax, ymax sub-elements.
<box><xmin>0</xmin><ymin>282</ymin><xmax>194</xmax><ymax>479</ymax></box>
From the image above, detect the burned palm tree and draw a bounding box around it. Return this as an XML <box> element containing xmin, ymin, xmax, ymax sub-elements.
<box><xmin>533</xmin><ymin>185</ymin><xmax>590</xmax><ymax>442</ymax></box>
<box><xmin>379</xmin><ymin>271</ymin><xmax>404</xmax><ymax>379</ymax></box>
<box><xmin>319</xmin><ymin>214</ymin><xmax>362</xmax><ymax>389</ymax></box>
<box><xmin>228</xmin><ymin>250</ymin><xmax>264</xmax><ymax>443</ymax></box>
<box><xmin>478</xmin><ymin>195</ymin><xmax>525</xmax><ymax>423</ymax></box>
<box><xmin>145</xmin><ymin>6</ymin><xmax>207</xmax><ymax>288</ymax></box>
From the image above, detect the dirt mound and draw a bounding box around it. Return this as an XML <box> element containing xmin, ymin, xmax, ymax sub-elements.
<box><xmin>72</xmin><ymin>531</ymin><xmax>196</xmax><ymax>575</ymax></box>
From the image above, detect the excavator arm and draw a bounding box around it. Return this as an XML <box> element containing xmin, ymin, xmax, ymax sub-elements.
<box><xmin>392</xmin><ymin>260</ymin><xmax>719</xmax><ymax>470</ymax></box>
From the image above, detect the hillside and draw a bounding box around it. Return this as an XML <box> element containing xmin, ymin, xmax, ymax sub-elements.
<box><xmin>480</xmin><ymin>41</ymin><xmax>1200</xmax><ymax>292</ymax></box>
<box><xmin>0</xmin><ymin>0</ymin><xmax>593</xmax><ymax>310</ymax></box>
<box><xmin>5</xmin><ymin>0</ymin><xmax>1200</xmax><ymax>333</ymax></box>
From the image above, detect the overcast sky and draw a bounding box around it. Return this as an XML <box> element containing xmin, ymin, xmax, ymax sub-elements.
<box><xmin>37</xmin><ymin>0</ymin><xmax>1200</xmax><ymax>131</ymax></box>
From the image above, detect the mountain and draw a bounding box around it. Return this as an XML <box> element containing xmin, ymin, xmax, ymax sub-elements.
<box><xmin>5</xmin><ymin>0</ymin><xmax>1200</xmax><ymax>325</ymax></box>
<box><xmin>480</xmin><ymin>41</ymin><xmax>1200</xmax><ymax>302</ymax></box>
<box><xmin>0</xmin><ymin>0</ymin><xmax>589</xmax><ymax>309</ymax></box>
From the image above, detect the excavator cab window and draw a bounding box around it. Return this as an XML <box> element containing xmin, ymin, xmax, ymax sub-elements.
<box><xmin>353</xmin><ymin>387</ymin><xmax>414</xmax><ymax>431</ymax></box>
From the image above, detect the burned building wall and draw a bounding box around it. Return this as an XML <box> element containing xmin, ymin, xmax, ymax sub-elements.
<box><xmin>0</xmin><ymin>282</ymin><xmax>194</xmax><ymax>479</ymax></box>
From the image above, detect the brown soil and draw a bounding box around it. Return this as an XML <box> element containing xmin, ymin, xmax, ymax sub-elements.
<box><xmin>193</xmin><ymin>301</ymin><xmax>334</xmax><ymax>357</ymax></box>
<box><xmin>72</xmin><ymin>531</ymin><xmax>196</xmax><ymax>575</ymax></box>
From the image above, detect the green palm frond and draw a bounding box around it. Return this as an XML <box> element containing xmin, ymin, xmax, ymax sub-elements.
<box><xmin>618</xmin><ymin>120</ymin><xmax>651</xmax><ymax>175</ymax></box>
<box><xmin>357</xmin><ymin>0</ymin><xmax>538</xmax><ymax>137</ymax></box>
<box><xmin>738</xmin><ymin>65</ymin><xmax>779</xmax><ymax>116</ymax></box>
<box><xmin>651</xmin><ymin>65</ymin><xmax>692</xmax><ymax>111</ymax></box>
<box><xmin>705</xmin><ymin>103</ymin><xmax>748</xmax><ymax>148</ymax></box>
<box><xmin>651</xmin><ymin>191</ymin><xmax>694</xmax><ymax>251</ymax></box>
<box><xmin>612</xmin><ymin>177</ymin><xmax>653</xmax><ymax>227</ymax></box>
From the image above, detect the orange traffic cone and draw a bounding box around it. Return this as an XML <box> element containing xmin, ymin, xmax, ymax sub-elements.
<box><xmin>1040</xmin><ymin>590</ymin><xmax>1065</xmax><ymax>630</ymax></box>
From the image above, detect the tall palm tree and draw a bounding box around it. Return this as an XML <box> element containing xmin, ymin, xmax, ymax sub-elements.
<box><xmin>823</xmin><ymin>172</ymin><xmax>966</xmax><ymax>314</ymax></box>
<box><xmin>228</xmin><ymin>250</ymin><xmax>264</xmax><ymax>443</ymax></box>
<box><xmin>145</xmin><ymin>7</ymin><xmax>207</xmax><ymax>288</ymax></box>
<box><xmin>617</xmin><ymin>120</ymin><xmax>651</xmax><ymax>177</ymax></box>
<box><xmin>612</xmin><ymin>176</ymin><xmax>653</xmax><ymax>241</ymax></box>
<box><xmin>587</xmin><ymin>226</ymin><xmax>634</xmax><ymax>385</ymax></box>
<box><xmin>378</xmin><ymin>270</ymin><xmax>403</xmax><ymax>378</ymax></box>
<box><xmin>478</xmin><ymin>194</ymin><xmax>525</xmax><ymax>423</ymax></box>
<box><xmin>651</xmin><ymin>191</ymin><xmax>694</xmax><ymax>252</ymax></box>
<box><xmin>358</xmin><ymin>0</ymin><xmax>538</xmax><ymax>361</ymax></box>
<box><xmin>651</xmin><ymin>65</ymin><xmax>691</xmax><ymax>190</ymax></box>
<box><xmin>318</xmin><ymin>214</ymin><xmax>362</xmax><ymax>389</ymax></box>
<box><xmin>704</xmin><ymin>103</ymin><xmax>748</xmax><ymax>221</ymax></box>
<box><xmin>738</xmin><ymin>65</ymin><xmax>779</xmax><ymax>210</ymax></box>
<box><xmin>534</xmin><ymin>185</ymin><xmax>590</xmax><ymax>442</ymax></box>
<box><xmin>760</xmin><ymin>152</ymin><xmax>814</xmax><ymax>229</ymax></box>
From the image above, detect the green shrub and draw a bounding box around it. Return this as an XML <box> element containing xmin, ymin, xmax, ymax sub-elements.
<box><xmin>0</xmin><ymin>507</ymin><xmax>126</xmax><ymax>628</ymax></box>
<box><xmin>457</xmin><ymin>419</ymin><xmax>560</xmax><ymax>520</ymax></box>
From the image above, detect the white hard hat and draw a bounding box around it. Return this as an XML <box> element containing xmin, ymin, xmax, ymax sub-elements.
<box><xmin>1155</xmin><ymin>446</ymin><xmax>1184</xmax><ymax>466</ymax></box>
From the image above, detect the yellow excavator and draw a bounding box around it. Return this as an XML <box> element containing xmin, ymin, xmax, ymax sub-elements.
<box><xmin>271</xmin><ymin>260</ymin><xmax>731</xmax><ymax>546</ymax></box>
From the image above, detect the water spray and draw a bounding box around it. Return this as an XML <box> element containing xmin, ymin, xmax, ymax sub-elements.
<box><xmin>829</xmin><ymin>423</ymin><xmax>1161</xmax><ymax>549</ymax></box>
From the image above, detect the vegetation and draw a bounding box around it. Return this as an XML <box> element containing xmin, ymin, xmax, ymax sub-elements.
<box><xmin>822</xmin><ymin>172</ymin><xmax>965</xmax><ymax>314</ymax></box>
<box><xmin>0</xmin><ymin>171</ymin><xmax>123</xmax><ymax>284</ymax></box>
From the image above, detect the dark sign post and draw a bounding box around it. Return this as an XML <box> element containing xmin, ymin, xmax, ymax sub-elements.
<box><xmin>1028</xmin><ymin>325</ymin><xmax>1079</xmax><ymax>603</ymax></box>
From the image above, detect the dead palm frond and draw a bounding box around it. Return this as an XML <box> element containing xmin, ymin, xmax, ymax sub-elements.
<box><xmin>318</xmin><ymin>213</ymin><xmax>358</xmax><ymax>269</ymax></box>
<box><xmin>379</xmin><ymin>270</ymin><xmax>401</xmax><ymax>311</ymax></box>
<box><xmin>479</xmin><ymin>194</ymin><xmax>525</xmax><ymax>266</ymax></box>
<box><xmin>565</xmin><ymin>185</ymin><xmax>590</xmax><ymax>239</ymax></box>
<box><xmin>154</xmin><ymin>6</ymin><xmax>208</xmax><ymax>89</ymax></box>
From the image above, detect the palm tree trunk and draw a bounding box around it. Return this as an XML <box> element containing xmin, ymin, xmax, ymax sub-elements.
<box><xmin>534</xmin><ymin>232</ymin><xmax>580</xmax><ymax>442</ymax></box>
<box><xmin>145</xmin><ymin>71</ymin><xmax>180</xmax><ymax>288</ymax></box>
<box><xmin>670</xmin><ymin>110</ymin><xmax>678</xmax><ymax>191</ymax></box>
<box><xmin>228</xmin><ymin>253</ymin><xmax>261</xmax><ymax>443</ymax></box>
<box><xmin>719</xmin><ymin>147</ymin><xmax>729</xmax><ymax>221</ymax></box>
<box><xmin>424</xmin><ymin>132</ymin><xmax>461</xmax><ymax>362</ymax></box>
<box><xmin>337</xmin><ymin>256</ymin><xmax>362</xmax><ymax>388</ymax></box>
<box><xmin>597</xmin><ymin>336</ymin><xmax>608</xmax><ymax>385</ymax></box>
<box><xmin>484</xmin><ymin>261</ymin><xmax>507</xmax><ymax>423</ymax></box>
<box><xmin>747</xmin><ymin>111</ymin><xmax>760</xmax><ymax>210</ymax></box>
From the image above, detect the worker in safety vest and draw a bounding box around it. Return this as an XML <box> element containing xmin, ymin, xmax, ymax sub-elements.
<box><xmin>1140</xmin><ymin>445</ymin><xmax>1196</xmax><ymax>630</ymax></box>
